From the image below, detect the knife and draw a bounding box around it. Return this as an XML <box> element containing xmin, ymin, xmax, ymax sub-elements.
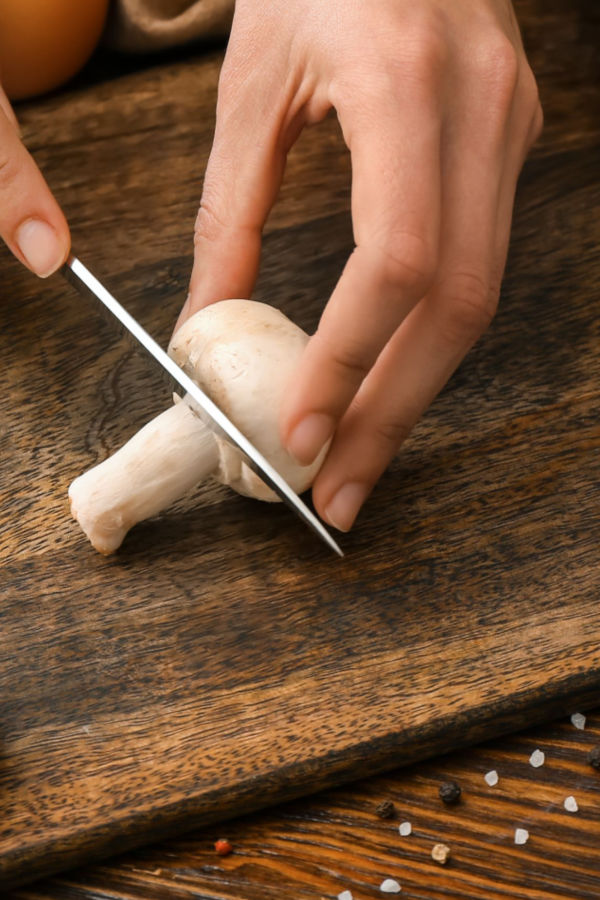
<box><xmin>62</xmin><ymin>255</ymin><xmax>343</xmax><ymax>557</ymax></box>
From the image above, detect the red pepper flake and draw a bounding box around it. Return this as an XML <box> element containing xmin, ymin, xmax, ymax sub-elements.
<box><xmin>214</xmin><ymin>838</ymin><xmax>233</xmax><ymax>856</ymax></box>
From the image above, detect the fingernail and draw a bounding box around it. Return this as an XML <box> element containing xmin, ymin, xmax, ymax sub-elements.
<box><xmin>324</xmin><ymin>483</ymin><xmax>369</xmax><ymax>532</ymax></box>
<box><xmin>16</xmin><ymin>219</ymin><xmax>64</xmax><ymax>277</ymax></box>
<box><xmin>287</xmin><ymin>413</ymin><xmax>334</xmax><ymax>466</ymax></box>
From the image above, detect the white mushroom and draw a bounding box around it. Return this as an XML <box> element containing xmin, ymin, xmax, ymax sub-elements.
<box><xmin>69</xmin><ymin>299</ymin><xmax>326</xmax><ymax>554</ymax></box>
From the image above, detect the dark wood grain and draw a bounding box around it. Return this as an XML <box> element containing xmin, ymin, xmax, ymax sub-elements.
<box><xmin>10</xmin><ymin>713</ymin><xmax>600</xmax><ymax>900</ymax></box>
<box><xmin>1</xmin><ymin>0</ymin><xmax>599</xmax><ymax>891</ymax></box>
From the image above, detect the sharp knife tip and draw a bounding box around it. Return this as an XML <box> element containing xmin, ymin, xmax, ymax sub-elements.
<box><xmin>325</xmin><ymin>531</ymin><xmax>344</xmax><ymax>558</ymax></box>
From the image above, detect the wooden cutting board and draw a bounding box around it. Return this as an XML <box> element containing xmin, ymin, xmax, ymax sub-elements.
<box><xmin>1</xmin><ymin>12</ymin><xmax>599</xmax><ymax>886</ymax></box>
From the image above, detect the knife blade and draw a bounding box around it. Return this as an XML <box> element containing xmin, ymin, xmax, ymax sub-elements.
<box><xmin>62</xmin><ymin>255</ymin><xmax>343</xmax><ymax>557</ymax></box>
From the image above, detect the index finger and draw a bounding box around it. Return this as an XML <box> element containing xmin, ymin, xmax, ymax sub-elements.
<box><xmin>281</xmin><ymin>81</ymin><xmax>442</xmax><ymax>465</ymax></box>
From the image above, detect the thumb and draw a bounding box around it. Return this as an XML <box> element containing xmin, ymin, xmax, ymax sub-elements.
<box><xmin>0</xmin><ymin>100</ymin><xmax>70</xmax><ymax>277</ymax></box>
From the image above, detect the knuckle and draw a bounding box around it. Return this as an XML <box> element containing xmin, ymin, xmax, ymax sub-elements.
<box><xmin>331</xmin><ymin>344</ymin><xmax>371</xmax><ymax>383</ymax></box>
<box><xmin>332</xmin><ymin>26</ymin><xmax>449</xmax><ymax>110</ymax></box>
<box><xmin>372</xmin><ymin>415</ymin><xmax>413</xmax><ymax>451</ymax></box>
<box><xmin>527</xmin><ymin>72</ymin><xmax>544</xmax><ymax>143</ymax></box>
<box><xmin>330</xmin><ymin>68</ymin><xmax>387</xmax><ymax>120</ymax></box>
<box><xmin>317</xmin><ymin>332</ymin><xmax>371</xmax><ymax>385</ymax></box>
<box><xmin>519</xmin><ymin>66</ymin><xmax>543</xmax><ymax>124</ymax></box>
<box><xmin>488</xmin><ymin>38</ymin><xmax>520</xmax><ymax>84</ymax></box>
<box><xmin>531</xmin><ymin>100</ymin><xmax>544</xmax><ymax>142</ymax></box>
<box><xmin>193</xmin><ymin>197</ymin><xmax>228</xmax><ymax>248</ymax></box>
<box><xmin>406</xmin><ymin>28</ymin><xmax>448</xmax><ymax>79</ymax></box>
<box><xmin>0</xmin><ymin>152</ymin><xmax>19</xmax><ymax>192</ymax></box>
<box><xmin>520</xmin><ymin>66</ymin><xmax>541</xmax><ymax>112</ymax></box>
<box><xmin>375</xmin><ymin>236</ymin><xmax>435</xmax><ymax>296</ymax></box>
<box><xmin>439</xmin><ymin>271</ymin><xmax>499</xmax><ymax>344</ymax></box>
<box><xmin>476</xmin><ymin>38</ymin><xmax>520</xmax><ymax>107</ymax></box>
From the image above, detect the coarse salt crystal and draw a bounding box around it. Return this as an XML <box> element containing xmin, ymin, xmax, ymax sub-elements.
<box><xmin>514</xmin><ymin>828</ymin><xmax>529</xmax><ymax>845</ymax></box>
<box><xmin>485</xmin><ymin>770</ymin><xmax>499</xmax><ymax>786</ymax></box>
<box><xmin>529</xmin><ymin>749</ymin><xmax>545</xmax><ymax>768</ymax></box>
<box><xmin>564</xmin><ymin>795</ymin><xmax>578</xmax><ymax>812</ymax></box>
<box><xmin>380</xmin><ymin>878</ymin><xmax>402</xmax><ymax>893</ymax></box>
<box><xmin>399</xmin><ymin>821</ymin><xmax>412</xmax><ymax>837</ymax></box>
<box><xmin>338</xmin><ymin>892</ymin><xmax>353</xmax><ymax>900</ymax></box>
<box><xmin>571</xmin><ymin>713</ymin><xmax>586</xmax><ymax>731</ymax></box>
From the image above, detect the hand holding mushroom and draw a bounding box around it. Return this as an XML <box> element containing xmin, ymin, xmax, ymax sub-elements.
<box><xmin>182</xmin><ymin>0</ymin><xmax>543</xmax><ymax>533</ymax></box>
<box><xmin>69</xmin><ymin>300</ymin><xmax>328</xmax><ymax>554</ymax></box>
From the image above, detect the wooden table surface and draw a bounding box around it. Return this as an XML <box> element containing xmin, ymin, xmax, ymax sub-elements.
<box><xmin>10</xmin><ymin>713</ymin><xmax>600</xmax><ymax>900</ymax></box>
<box><xmin>2</xmin><ymin>0</ymin><xmax>599</xmax><ymax>896</ymax></box>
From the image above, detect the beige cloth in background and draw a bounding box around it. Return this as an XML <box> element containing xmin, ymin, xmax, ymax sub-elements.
<box><xmin>106</xmin><ymin>0</ymin><xmax>234</xmax><ymax>52</ymax></box>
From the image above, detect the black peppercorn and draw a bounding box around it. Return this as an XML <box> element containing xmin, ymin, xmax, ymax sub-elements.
<box><xmin>439</xmin><ymin>781</ymin><xmax>461</xmax><ymax>804</ymax></box>
<box><xmin>587</xmin><ymin>746</ymin><xmax>600</xmax><ymax>770</ymax></box>
<box><xmin>375</xmin><ymin>799</ymin><xmax>396</xmax><ymax>819</ymax></box>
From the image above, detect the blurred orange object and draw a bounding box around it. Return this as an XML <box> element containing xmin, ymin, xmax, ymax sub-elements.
<box><xmin>0</xmin><ymin>0</ymin><xmax>110</xmax><ymax>100</ymax></box>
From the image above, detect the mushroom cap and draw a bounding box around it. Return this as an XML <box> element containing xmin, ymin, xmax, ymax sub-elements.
<box><xmin>168</xmin><ymin>300</ymin><xmax>327</xmax><ymax>500</ymax></box>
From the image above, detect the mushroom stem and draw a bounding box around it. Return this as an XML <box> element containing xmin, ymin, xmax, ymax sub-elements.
<box><xmin>68</xmin><ymin>400</ymin><xmax>218</xmax><ymax>554</ymax></box>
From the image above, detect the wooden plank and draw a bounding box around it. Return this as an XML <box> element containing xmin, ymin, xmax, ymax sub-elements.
<box><xmin>10</xmin><ymin>713</ymin><xmax>600</xmax><ymax>900</ymax></box>
<box><xmin>1</xmin><ymin>0</ymin><xmax>599</xmax><ymax>888</ymax></box>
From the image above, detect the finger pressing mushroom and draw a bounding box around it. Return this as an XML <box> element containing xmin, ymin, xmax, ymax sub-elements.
<box><xmin>69</xmin><ymin>300</ymin><xmax>328</xmax><ymax>553</ymax></box>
